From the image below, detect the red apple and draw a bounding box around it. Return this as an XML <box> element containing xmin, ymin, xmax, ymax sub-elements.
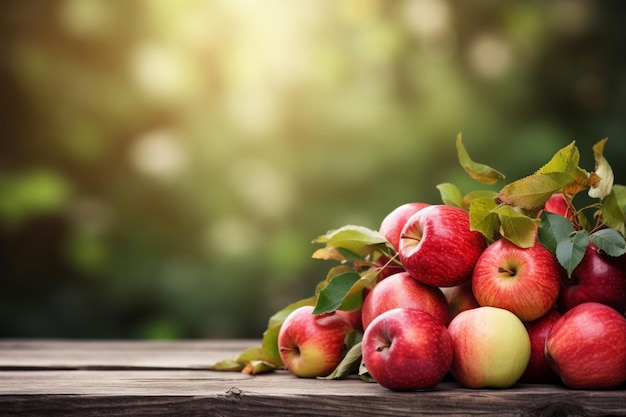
<box><xmin>558</xmin><ymin>242</ymin><xmax>626</xmax><ymax>314</ymax></box>
<box><xmin>440</xmin><ymin>281</ymin><xmax>480</xmax><ymax>320</ymax></box>
<box><xmin>362</xmin><ymin>307</ymin><xmax>453</xmax><ymax>391</ymax></box>
<box><xmin>399</xmin><ymin>205</ymin><xmax>486</xmax><ymax>287</ymax></box>
<box><xmin>545</xmin><ymin>302</ymin><xmax>626</xmax><ymax>389</ymax></box>
<box><xmin>379</xmin><ymin>202</ymin><xmax>430</xmax><ymax>251</ymax></box>
<box><xmin>543</xmin><ymin>193</ymin><xmax>575</xmax><ymax>221</ymax></box>
<box><xmin>361</xmin><ymin>271</ymin><xmax>450</xmax><ymax>329</ymax></box>
<box><xmin>335</xmin><ymin>308</ymin><xmax>363</xmax><ymax>332</ymax></box>
<box><xmin>519</xmin><ymin>309</ymin><xmax>562</xmax><ymax>384</ymax></box>
<box><xmin>472</xmin><ymin>239</ymin><xmax>562</xmax><ymax>322</ymax></box>
<box><xmin>448</xmin><ymin>306</ymin><xmax>531</xmax><ymax>388</ymax></box>
<box><xmin>278</xmin><ymin>306</ymin><xmax>354</xmax><ymax>378</ymax></box>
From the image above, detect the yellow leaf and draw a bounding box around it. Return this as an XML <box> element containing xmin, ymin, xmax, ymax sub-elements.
<box><xmin>563</xmin><ymin>172</ymin><xmax>600</xmax><ymax>196</ymax></box>
<box><xmin>456</xmin><ymin>133</ymin><xmax>506</xmax><ymax>185</ymax></box>
<box><xmin>311</xmin><ymin>247</ymin><xmax>346</xmax><ymax>261</ymax></box>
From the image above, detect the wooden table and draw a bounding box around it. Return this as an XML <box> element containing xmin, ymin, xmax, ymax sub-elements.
<box><xmin>1</xmin><ymin>340</ymin><xmax>624</xmax><ymax>416</ymax></box>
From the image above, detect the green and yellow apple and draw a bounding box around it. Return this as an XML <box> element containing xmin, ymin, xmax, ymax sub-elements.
<box><xmin>448</xmin><ymin>306</ymin><xmax>531</xmax><ymax>388</ymax></box>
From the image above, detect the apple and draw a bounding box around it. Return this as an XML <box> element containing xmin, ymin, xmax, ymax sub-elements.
<box><xmin>278</xmin><ymin>306</ymin><xmax>355</xmax><ymax>378</ymax></box>
<box><xmin>558</xmin><ymin>242</ymin><xmax>626</xmax><ymax>314</ymax></box>
<box><xmin>361</xmin><ymin>307</ymin><xmax>454</xmax><ymax>391</ymax></box>
<box><xmin>399</xmin><ymin>205</ymin><xmax>486</xmax><ymax>287</ymax></box>
<box><xmin>361</xmin><ymin>271</ymin><xmax>450</xmax><ymax>329</ymax></box>
<box><xmin>543</xmin><ymin>193</ymin><xmax>575</xmax><ymax>221</ymax></box>
<box><xmin>545</xmin><ymin>302</ymin><xmax>626</xmax><ymax>389</ymax></box>
<box><xmin>379</xmin><ymin>202</ymin><xmax>430</xmax><ymax>251</ymax></box>
<box><xmin>336</xmin><ymin>308</ymin><xmax>363</xmax><ymax>332</ymax></box>
<box><xmin>519</xmin><ymin>309</ymin><xmax>562</xmax><ymax>384</ymax></box>
<box><xmin>440</xmin><ymin>281</ymin><xmax>480</xmax><ymax>320</ymax></box>
<box><xmin>447</xmin><ymin>306</ymin><xmax>531</xmax><ymax>388</ymax></box>
<box><xmin>472</xmin><ymin>239</ymin><xmax>562</xmax><ymax>322</ymax></box>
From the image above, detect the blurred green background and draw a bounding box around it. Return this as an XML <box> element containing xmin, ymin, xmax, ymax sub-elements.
<box><xmin>2</xmin><ymin>0</ymin><xmax>625</xmax><ymax>339</ymax></box>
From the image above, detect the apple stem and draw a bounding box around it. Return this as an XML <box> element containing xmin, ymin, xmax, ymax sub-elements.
<box><xmin>497</xmin><ymin>266</ymin><xmax>516</xmax><ymax>277</ymax></box>
<box><xmin>400</xmin><ymin>234</ymin><xmax>421</xmax><ymax>244</ymax></box>
<box><xmin>375</xmin><ymin>343</ymin><xmax>390</xmax><ymax>352</ymax></box>
<box><xmin>280</xmin><ymin>347</ymin><xmax>299</xmax><ymax>355</ymax></box>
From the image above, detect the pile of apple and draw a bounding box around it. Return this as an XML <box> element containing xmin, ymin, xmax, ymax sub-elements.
<box><xmin>214</xmin><ymin>136</ymin><xmax>626</xmax><ymax>391</ymax></box>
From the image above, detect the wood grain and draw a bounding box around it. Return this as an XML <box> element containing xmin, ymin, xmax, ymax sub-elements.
<box><xmin>1</xmin><ymin>340</ymin><xmax>624</xmax><ymax>416</ymax></box>
<box><xmin>0</xmin><ymin>339</ymin><xmax>255</xmax><ymax>369</ymax></box>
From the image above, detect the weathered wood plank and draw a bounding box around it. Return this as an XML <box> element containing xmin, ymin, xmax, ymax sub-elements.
<box><xmin>0</xmin><ymin>339</ymin><xmax>255</xmax><ymax>369</ymax></box>
<box><xmin>1</xmin><ymin>369</ymin><xmax>625</xmax><ymax>416</ymax></box>
<box><xmin>3</xmin><ymin>393</ymin><xmax>622</xmax><ymax>417</ymax></box>
<box><xmin>0</xmin><ymin>340</ymin><xmax>624</xmax><ymax>417</ymax></box>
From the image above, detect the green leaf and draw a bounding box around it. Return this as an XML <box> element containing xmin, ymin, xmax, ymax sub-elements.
<box><xmin>266</xmin><ymin>295</ymin><xmax>318</xmax><ymax>333</ymax></box>
<box><xmin>242</xmin><ymin>360</ymin><xmax>277</xmax><ymax>375</ymax></box>
<box><xmin>210</xmin><ymin>358</ymin><xmax>245</xmax><ymax>372</ymax></box>
<box><xmin>613</xmin><ymin>184</ymin><xmax>626</xmax><ymax>214</ymax></box>
<box><xmin>335</xmin><ymin>247</ymin><xmax>369</xmax><ymax>262</ymax></box>
<box><xmin>318</xmin><ymin>336</ymin><xmax>363</xmax><ymax>380</ymax></box>
<box><xmin>236</xmin><ymin>346</ymin><xmax>279</xmax><ymax>365</ymax></box>
<box><xmin>358</xmin><ymin>359</ymin><xmax>375</xmax><ymax>383</ymax></box>
<box><xmin>312</xmin><ymin>225</ymin><xmax>390</xmax><ymax>257</ymax></box>
<box><xmin>456</xmin><ymin>133</ymin><xmax>506</xmax><ymax>184</ymax></box>
<box><xmin>493</xmin><ymin>205</ymin><xmax>540</xmax><ymax>248</ymax></box>
<box><xmin>535</xmin><ymin>141</ymin><xmax>584</xmax><ymax>177</ymax></box>
<box><xmin>535</xmin><ymin>140</ymin><xmax>593</xmax><ymax>197</ymax></box>
<box><xmin>497</xmin><ymin>172</ymin><xmax>577</xmax><ymax>210</ymax></box>
<box><xmin>462</xmin><ymin>189</ymin><xmax>498</xmax><ymax>210</ymax></box>
<box><xmin>210</xmin><ymin>346</ymin><xmax>280</xmax><ymax>373</ymax></box>
<box><xmin>315</xmin><ymin>265</ymin><xmax>353</xmax><ymax>291</ymax></box>
<box><xmin>556</xmin><ymin>230</ymin><xmax>590</xmax><ymax>277</ymax></box>
<box><xmin>313</xmin><ymin>272</ymin><xmax>362</xmax><ymax>314</ymax></box>
<box><xmin>469</xmin><ymin>196</ymin><xmax>499</xmax><ymax>240</ymax></box>
<box><xmin>589</xmin><ymin>228</ymin><xmax>626</xmax><ymax>257</ymax></box>
<box><xmin>436</xmin><ymin>182</ymin><xmax>463</xmax><ymax>207</ymax></box>
<box><xmin>261</xmin><ymin>326</ymin><xmax>282</xmax><ymax>366</ymax></box>
<box><xmin>600</xmin><ymin>189</ymin><xmax>625</xmax><ymax>234</ymax></box>
<box><xmin>538</xmin><ymin>211</ymin><xmax>576</xmax><ymax>254</ymax></box>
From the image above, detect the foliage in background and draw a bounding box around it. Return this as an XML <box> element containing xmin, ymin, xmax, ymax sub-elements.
<box><xmin>1</xmin><ymin>0</ymin><xmax>626</xmax><ymax>339</ymax></box>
